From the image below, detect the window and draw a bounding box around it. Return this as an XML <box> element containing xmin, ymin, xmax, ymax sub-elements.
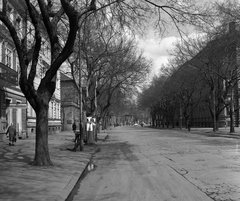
<box><xmin>48</xmin><ymin>103</ymin><xmax>50</xmax><ymax>118</ymax></box>
<box><xmin>6</xmin><ymin>98</ymin><xmax>12</xmax><ymax>126</ymax></box>
<box><xmin>59</xmin><ymin>104</ymin><xmax>61</xmax><ymax>119</ymax></box>
<box><xmin>49</xmin><ymin>101</ymin><xmax>54</xmax><ymax>118</ymax></box>
<box><xmin>6</xmin><ymin>98</ymin><xmax>11</xmax><ymax>107</ymax></box>
<box><xmin>5</xmin><ymin>48</ymin><xmax>12</xmax><ymax>68</ymax></box>
<box><xmin>32</xmin><ymin>108</ymin><xmax>36</xmax><ymax>117</ymax></box>
<box><xmin>16</xmin><ymin>100</ymin><xmax>22</xmax><ymax>132</ymax></box>
<box><xmin>52</xmin><ymin>101</ymin><xmax>54</xmax><ymax>119</ymax></box>
<box><xmin>17</xmin><ymin>63</ymin><xmax>20</xmax><ymax>84</ymax></box>
<box><xmin>27</xmin><ymin>103</ymin><xmax>33</xmax><ymax>117</ymax></box>
<box><xmin>53</xmin><ymin>101</ymin><xmax>56</xmax><ymax>119</ymax></box>
<box><xmin>55</xmin><ymin>103</ymin><xmax>58</xmax><ymax>119</ymax></box>
<box><xmin>48</xmin><ymin>101</ymin><xmax>52</xmax><ymax>118</ymax></box>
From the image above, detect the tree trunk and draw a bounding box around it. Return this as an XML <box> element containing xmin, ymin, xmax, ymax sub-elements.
<box><xmin>230</xmin><ymin>87</ymin><xmax>235</xmax><ymax>133</ymax></box>
<box><xmin>62</xmin><ymin>107</ymin><xmax>65</xmax><ymax>131</ymax></box>
<box><xmin>32</xmin><ymin>104</ymin><xmax>53</xmax><ymax>166</ymax></box>
<box><xmin>215</xmin><ymin>119</ymin><xmax>219</xmax><ymax>131</ymax></box>
<box><xmin>151</xmin><ymin>114</ymin><xmax>154</xmax><ymax>127</ymax></box>
<box><xmin>179</xmin><ymin>103</ymin><xmax>183</xmax><ymax>130</ymax></box>
<box><xmin>212</xmin><ymin>88</ymin><xmax>217</xmax><ymax>132</ymax></box>
<box><xmin>230</xmin><ymin>110</ymin><xmax>235</xmax><ymax>133</ymax></box>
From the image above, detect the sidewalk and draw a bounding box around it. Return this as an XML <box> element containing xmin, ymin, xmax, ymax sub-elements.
<box><xmin>147</xmin><ymin>125</ymin><xmax>240</xmax><ymax>139</ymax></box>
<box><xmin>0</xmin><ymin>130</ymin><xmax>108</xmax><ymax>201</ymax></box>
<box><xmin>182</xmin><ymin>126</ymin><xmax>240</xmax><ymax>139</ymax></box>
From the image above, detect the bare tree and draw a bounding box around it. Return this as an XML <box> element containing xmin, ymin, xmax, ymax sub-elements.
<box><xmin>0</xmin><ymin>0</ymin><xmax>209</xmax><ymax>166</ymax></box>
<box><xmin>173</xmin><ymin>21</ymin><xmax>240</xmax><ymax>132</ymax></box>
<box><xmin>0</xmin><ymin>0</ymin><xmax>101</xmax><ymax>165</ymax></box>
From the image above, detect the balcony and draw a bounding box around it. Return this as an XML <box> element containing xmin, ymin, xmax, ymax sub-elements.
<box><xmin>0</xmin><ymin>62</ymin><xmax>18</xmax><ymax>86</ymax></box>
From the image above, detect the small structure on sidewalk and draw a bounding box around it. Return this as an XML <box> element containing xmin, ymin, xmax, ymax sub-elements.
<box><xmin>86</xmin><ymin>117</ymin><xmax>95</xmax><ymax>145</ymax></box>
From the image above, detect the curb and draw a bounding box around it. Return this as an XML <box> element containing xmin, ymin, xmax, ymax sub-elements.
<box><xmin>55</xmin><ymin>169</ymin><xmax>87</xmax><ymax>201</ymax></box>
<box><xmin>55</xmin><ymin>158</ymin><xmax>92</xmax><ymax>201</ymax></box>
<box><xmin>58</xmin><ymin>145</ymin><xmax>100</xmax><ymax>201</ymax></box>
<box><xmin>103</xmin><ymin>134</ymin><xmax>109</xmax><ymax>142</ymax></box>
<box><xmin>179</xmin><ymin>128</ymin><xmax>240</xmax><ymax>139</ymax></box>
<box><xmin>55</xmin><ymin>133</ymin><xmax>108</xmax><ymax>201</ymax></box>
<box><xmin>148</xmin><ymin>126</ymin><xmax>240</xmax><ymax>139</ymax></box>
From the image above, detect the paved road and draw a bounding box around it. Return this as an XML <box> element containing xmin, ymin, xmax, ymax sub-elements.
<box><xmin>68</xmin><ymin>126</ymin><xmax>240</xmax><ymax>201</ymax></box>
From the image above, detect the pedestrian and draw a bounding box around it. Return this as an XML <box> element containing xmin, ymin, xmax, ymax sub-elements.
<box><xmin>72</xmin><ymin>122</ymin><xmax>76</xmax><ymax>133</ymax></box>
<box><xmin>72</xmin><ymin>121</ymin><xmax>78</xmax><ymax>144</ymax></box>
<box><xmin>6</xmin><ymin>123</ymin><xmax>16</xmax><ymax>146</ymax></box>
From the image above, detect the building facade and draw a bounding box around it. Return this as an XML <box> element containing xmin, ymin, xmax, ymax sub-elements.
<box><xmin>60</xmin><ymin>73</ymin><xmax>80</xmax><ymax>131</ymax></box>
<box><xmin>0</xmin><ymin>2</ymin><xmax>27</xmax><ymax>139</ymax></box>
<box><xmin>0</xmin><ymin>1</ymin><xmax>61</xmax><ymax>138</ymax></box>
<box><xmin>0</xmin><ymin>38</ymin><xmax>27</xmax><ymax>138</ymax></box>
<box><xmin>26</xmin><ymin>70</ymin><xmax>62</xmax><ymax>136</ymax></box>
<box><xmin>175</xmin><ymin>22</ymin><xmax>240</xmax><ymax>129</ymax></box>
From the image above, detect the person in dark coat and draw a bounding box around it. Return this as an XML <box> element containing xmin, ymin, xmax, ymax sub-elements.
<box><xmin>6</xmin><ymin>123</ymin><xmax>16</xmax><ymax>146</ymax></box>
<box><xmin>72</xmin><ymin>122</ymin><xmax>76</xmax><ymax>133</ymax></box>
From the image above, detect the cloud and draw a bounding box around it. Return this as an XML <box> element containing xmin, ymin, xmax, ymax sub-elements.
<box><xmin>153</xmin><ymin>56</ymin><xmax>169</xmax><ymax>72</ymax></box>
<box><xmin>137</xmin><ymin>35</ymin><xmax>179</xmax><ymax>76</ymax></box>
<box><xmin>137</xmin><ymin>32</ymin><xmax>206</xmax><ymax>78</ymax></box>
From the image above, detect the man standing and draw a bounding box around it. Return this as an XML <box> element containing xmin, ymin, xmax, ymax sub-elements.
<box><xmin>6</xmin><ymin>123</ymin><xmax>16</xmax><ymax>146</ymax></box>
<box><xmin>72</xmin><ymin>122</ymin><xmax>76</xmax><ymax>133</ymax></box>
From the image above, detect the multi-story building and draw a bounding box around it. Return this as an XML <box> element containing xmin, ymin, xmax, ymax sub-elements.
<box><xmin>0</xmin><ymin>1</ymin><xmax>27</xmax><ymax>140</ymax></box>
<box><xmin>175</xmin><ymin>22</ymin><xmax>240</xmax><ymax>129</ymax></box>
<box><xmin>0</xmin><ymin>27</ymin><xmax>27</xmax><ymax>139</ymax></box>
<box><xmin>0</xmin><ymin>1</ymin><xmax>61</xmax><ymax>138</ymax></box>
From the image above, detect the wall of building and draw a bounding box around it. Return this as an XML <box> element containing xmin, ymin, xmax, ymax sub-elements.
<box><xmin>26</xmin><ymin>71</ymin><xmax>62</xmax><ymax>137</ymax></box>
<box><xmin>0</xmin><ymin>1</ymin><xmax>63</xmax><ymax>138</ymax></box>
<box><xmin>60</xmin><ymin>75</ymin><xmax>80</xmax><ymax>131</ymax></box>
<box><xmin>0</xmin><ymin>12</ymin><xmax>28</xmax><ymax>140</ymax></box>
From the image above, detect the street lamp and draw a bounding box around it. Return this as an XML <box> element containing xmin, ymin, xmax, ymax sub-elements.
<box><xmin>94</xmin><ymin>77</ymin><xmax>98</xmax><ymax>141</ymax></box>
<box><xmin>78</xmin><ymin>28</ymin><xmax>84</xmax><ymax>151</ymax></box>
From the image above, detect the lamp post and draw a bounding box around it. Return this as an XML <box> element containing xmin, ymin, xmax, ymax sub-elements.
<box><xmin>78</xmin><ymin>28</ymin><xmax>83</xmax><ymax>151</ymax></box>
<box><xmin>94</xmin><ymin>78</ymin><xmax>97</xmax><ymax>141</ymax></box>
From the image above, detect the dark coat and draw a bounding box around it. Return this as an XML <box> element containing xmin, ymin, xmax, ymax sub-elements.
<box><xmin>6</xmin><ymin>125</ymin><xmax>16</xmax><ymax>142</ymax></box>
<box><xmin>72</xmin><ymin>123</ymin><xmax>76</xmax><ymax>131</ymax></box>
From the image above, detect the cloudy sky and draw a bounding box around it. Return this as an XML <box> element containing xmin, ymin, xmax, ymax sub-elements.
<box><xmin>136</xmin><ymin>0</ymin><xmax>215</xmax><ymax>79</ymax></box>
<box><xmin>137</xmin><ymin>31</ymin><xmax>179</xmax><ymax>78</ymax></box>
